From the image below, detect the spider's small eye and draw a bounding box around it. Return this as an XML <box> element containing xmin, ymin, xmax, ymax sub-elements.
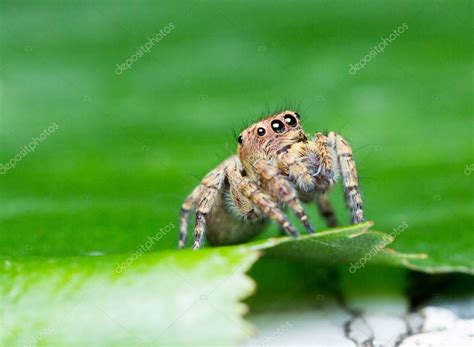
<box><xmin>238</xmin><ymin>135</ymin><xmax>243</xmax><ymax>144</ymax></box>
<box><xmin>257</xmin><ymin>127</ymin><xmax>266</xmax><ymax>136</ymax></box>
<box><xmin>295</xmin><ymin>112</ymin><xmax>300</xmax><ymax>119</ymax></box>
<box><xmin>271</xmin><ymin>120</ymin><xmax>285</xmax><ymax>133</ymax></box>
<box><xmin>284</xmin><ymin>114</ymin><xmax>297</xmax><ymax>127</ymax></box>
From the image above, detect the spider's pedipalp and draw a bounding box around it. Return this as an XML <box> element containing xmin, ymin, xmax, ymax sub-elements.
<box><xmin>279</xmin><ymin>144</ymin><xmax>317</xmax><ymax>193</ymax></box>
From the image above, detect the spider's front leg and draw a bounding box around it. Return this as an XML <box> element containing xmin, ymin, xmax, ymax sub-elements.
<box><xmin>179</xmin><ymin>185</ymin><xmax>203</xmax><ymax>248</ymax></box>
<box><xmin>237</xmin><ymin>177</ymin><xmax>299</xmax><ymax>237</ymax></box>
<box><xmin>327</xmin><ymin>132</ymin><xmax>364</xmax><ymax>224</ymax></box>
<box><xmin>180</xmin><ymin>156</ymin><xmax>298</xmax><ymax>249</ymax></box>
<box><xmin>253</xmin><ymin>160</ymin><xmax>314</xmax><ymax>234</ymax></box>
<box><xmin>179</xmin><ymin>161</ymin><xmax>227</xmax><ymax>249</ymax></box>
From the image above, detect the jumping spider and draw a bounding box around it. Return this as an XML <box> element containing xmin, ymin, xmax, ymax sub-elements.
<box><xmin>179</xmin><ymin>110</ymin><xmax>364</xmax><ymax>249</ymax></box>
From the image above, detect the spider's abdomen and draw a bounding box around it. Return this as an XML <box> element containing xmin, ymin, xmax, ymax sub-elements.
<box><xmin>205</xmin><ymin>188</ymin><xmax>268</xmax><ymax>245</ymax></box>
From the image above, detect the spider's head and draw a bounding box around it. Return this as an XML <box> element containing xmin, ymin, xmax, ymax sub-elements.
<box><xmin>237</xmin><ymin>110</ymin><xmax>307</xmax><ymax>174</ymax></box>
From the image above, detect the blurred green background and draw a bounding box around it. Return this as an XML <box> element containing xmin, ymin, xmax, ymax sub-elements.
<box><xmin>0</xmin><ymin>1</ymin><xmax>472</xmax><ymax>266</ymax></box>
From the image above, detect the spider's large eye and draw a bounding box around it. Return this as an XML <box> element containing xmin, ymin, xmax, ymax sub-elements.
<box><xmin>284</xmin><ymin>114</ymin><xmax>297</xmax><ymax>127</ymax></box>
<box><xmin>257</xmin><ymin>127</ymin><xmax>266</xmax><ymax>136</ymax></box>
<box><xmin>238</xmin><ymin>135</ymin><xmax>243</xmax><ymax>144</ymax></box>
<box><xmin>271</xmin><ymin>120</ymin><xmax>285</xmax><ymax>133</ymax></box>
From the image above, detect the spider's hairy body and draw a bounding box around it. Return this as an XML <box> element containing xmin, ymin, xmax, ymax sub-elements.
<box><xmin>179</xmin><ymin>110</ymin><xmax>364</xmax><ymax>249</ymax></box>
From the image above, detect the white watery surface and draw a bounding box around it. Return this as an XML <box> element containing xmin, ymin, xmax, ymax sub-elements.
<box><xmin>346</xmin><ymin>296</ymin><xmax>409</xmax><ymax>347</ymax></box>
<box><xmin>244</xmin><ymin>297</ymin><xmax>474</xmax><ymax>346</ymax></box>
<box><xmin>400</xmin><ymin>307</ymin><xmax>474</xmax><ymax>347</ymax></box>
<box><xmin>243</xmin><ymin>300</ymin><xmax>356</xmax><ymax>347</ymax></box>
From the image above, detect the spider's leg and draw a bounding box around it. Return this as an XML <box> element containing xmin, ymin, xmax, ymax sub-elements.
<box><xmin>192</xmin><ymin>164</ymin><xmax>227</xmax><ymax>250</ymax></box>
<box><xmin>315</xmin><ymin>132</ymin><xmax>333</xmax><ymax>173</ymax></box>
<box><xmin>254</xmin><ymin>160</ymin><xmax>314</xmax><ymax>234</ymax></box>
<box><xmin>179</xmin><ymin>185</ymin><xmax>203</xmax><ymax>249</ymax></box>
<box><xmin>239</xmin><ymin>177</ymin><xmax>299</xmax><ymax>237</ymax></box>
<box><xmin>225</xmin><ymin>157</ymin><xmax>259</xmax><ymax>218</ymax></box>
<box><xmin>193</xmin><ymin>210</ymin><xmax>207</xmax><ymax>250</ymax></box>
<box><xmin>327</xmin><ymin>132</ymin><xmax>364</xmax><ymax>224</ymax></box>
<box><xmin>315</xmin><ymin>193</ymin><xmax>338</xmax><ymax>227</ymax></box>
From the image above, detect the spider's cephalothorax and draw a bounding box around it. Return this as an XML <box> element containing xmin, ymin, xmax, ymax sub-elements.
<box><xmin>179</xmin><ymin>110</ymin><xmax>364</xmax><ymax>249</ymax></box>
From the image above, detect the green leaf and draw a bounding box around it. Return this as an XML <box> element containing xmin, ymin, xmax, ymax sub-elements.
<box><xmin>1</xmin><ymin>247</ymin><xmax>258</xmax><ymax>346</ymax></box>
<box><xmin>1</xmin><ymin>222</ymin><xmax>469</xmax><ymax>346</ymax></box>
<box><xmin>0</xmin><ymin>1</ymin><xmax>473</xmax><ymax>345</ymax></box>
<box><xmin>248</xmin><ymin>222</ymin><xmax>471</xmax><ymax>275</ymax></box>
<box><xmin>250</xmin><ymin>222</ymin><xmax>387</xmax><ymax>263</ymax></box>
